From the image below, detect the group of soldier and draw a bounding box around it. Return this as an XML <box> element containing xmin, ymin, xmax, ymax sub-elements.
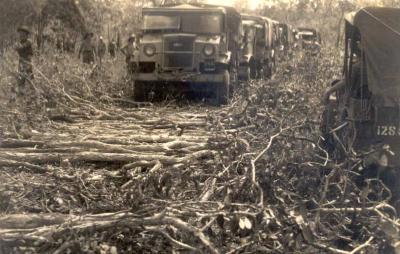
<box><xmin>76</xmin><ymin>32</ymin><xmax>138</xmax><ymax>73</ymax></box>
<box><xmin>11</xmin><ymin>25</ymin><xmax>139</xmax><ymax>133</ymax></box>
<box><xmin>14</xmin><ymin>26</ymin><xmax>138</xmax><ymax>97</ymax></box>
<box><xmin>75</xmin><ymin>32</ymin><xmax>138</xmax><ymax>76</ymax></box>
<box><xmin>77</xmin><ymin>32</ymin><xmax>120</xmax><ymax>65</ymax></box>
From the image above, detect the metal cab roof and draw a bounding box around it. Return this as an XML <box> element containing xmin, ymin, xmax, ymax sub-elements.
<box><xmin>144</xmin><ymin>3</ymin><xmax>242</xmax><ymax>19</ymax></box>
<box><xmin>143</xmin><ymin>4</ymin><xmax>227</xmax><ymax>14</ymax></box>
<box><xmin>298</xmin><ymin>27</ymin><xmax>317</xmax><ymax>33</ymax></box>
<box><xmin>298</xmin><ymin>31</ymin><xmax>315</xmax><ymax>36</ymax></box>
<box><xmin>241</xmin><ymin>14</ymin><xmax>264</xmax><ymax>22</ymax></box>
<box><xmin>241</xmin><ymin>14</ymin><xmax>277</xmax><ymax>26</ymax></box>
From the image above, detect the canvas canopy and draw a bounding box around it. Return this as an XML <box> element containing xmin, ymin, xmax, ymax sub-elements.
<box><xmin>350</xmin><ymin>7</ymin><xmax>400</xmax><ymax>106</ymax></box>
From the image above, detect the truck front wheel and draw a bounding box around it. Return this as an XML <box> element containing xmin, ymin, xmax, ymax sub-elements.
<box><xmin>134</xmin><ymin>81</ymin><xmax>147</xmax><ymax>102</ymax></box>
<box><xmin>264</xmin><ymin>64</ymin><xmax>272</xmax><ymax>79</ymax></box>
<box><xmin>215</xmin><ymin>70</ymin><xmax>230</xmax><ymax>105</ymax></box>
<box><xmin>250</xmin><ymin>61</ymin><xmax>257</xmax><ymax>80</ymax></box>
<box><xmin>239</xmin><ymin>66</ymin><xmax>251</xmax><ymax>81</ymax></box>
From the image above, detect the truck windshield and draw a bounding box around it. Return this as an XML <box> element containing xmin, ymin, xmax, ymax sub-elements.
<box><xmin>242</xmin><ymin>25</ymin><xmax>256</xmax><ymax>54</ymax></box>
<box><xmin>181</xmin><ymin>13</ymin><xmax>223</xmax><ymax>34</ymax></box>
<box><xmin>143</xmin><ymin>15</ymin><xmax>180</xmax><ymax>31</ymax></box>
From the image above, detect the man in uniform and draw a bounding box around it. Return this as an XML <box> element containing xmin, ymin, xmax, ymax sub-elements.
<box><xmin>13</xmin><ymin>26</ymin><xmax>43</xmax><ymax>135</ymax></box>
<box><xmin>120</xmin><ymin>34</ymin><xmax>138</xmax><ymax>76</ymax></box>
<box><xmin>15</xmin><ymin>26</ymin><xmax>34</xmax><ymax>97</ymax></box>
<box><xmin>97</xmin><ymin>36</ymin><xmax>106</xmax><ymax>65</ymax></box>
<box><xmin>78</xmin><ymin>32</ymin><xmax>96</xmax><ymax>64</ymax></box>
<box><xmin>108</xmin><ymin>38</ymin><xmax>116</xmax><ymax>59</ymax></box>
<box><xmin>63</xmin><ymin>33</ymin><xmax>75</xmax><ymax>53</ymax></box>
<box><xmin>56</xmin><ymin>35</ymin><xmax>63</xmax><ymax>52</ymax></box>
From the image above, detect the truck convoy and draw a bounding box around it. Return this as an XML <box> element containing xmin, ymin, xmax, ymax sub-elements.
<box><xmin>132</xmin><ymin>3</ymin><xmax>312</xmax><ymax>103</ymax></box>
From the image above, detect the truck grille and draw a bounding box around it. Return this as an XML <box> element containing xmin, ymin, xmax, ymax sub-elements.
<box><xmin>163</xmin><ymin>35</ymin><xmax>195</xmax><ymax>70</ymax></box>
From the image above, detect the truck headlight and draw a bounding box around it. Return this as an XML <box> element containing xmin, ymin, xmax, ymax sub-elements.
<box><xmin>144</xmin><ymin>45</ymin><xmax>156</xmax><ymax>57</ymax></box>
<box><xmin>203</xmin><ymin>44</ymin><xmax>215</xmax><ymax>56</ymax></box>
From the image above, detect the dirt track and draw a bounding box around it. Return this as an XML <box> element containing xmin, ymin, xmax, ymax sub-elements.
<box><xmin>0</xmin><ymin>103</ymin><xmax>227</xmax><ymax>211</ymax></box>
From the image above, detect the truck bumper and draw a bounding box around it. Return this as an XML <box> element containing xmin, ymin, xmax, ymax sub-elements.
<box><xmin>133</xmin><ymin>72</ymin><xmax>225</xmax><ymax>83</ymax></box>
<box><xmin>363</xmin><ymin>145</ymin><xmax>400</xmax><ymax>168</ymax></box>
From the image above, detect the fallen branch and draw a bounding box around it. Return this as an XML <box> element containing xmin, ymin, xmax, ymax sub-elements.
<box><xmin>0</xmin><ymin>211</ymin><xmax>218</xmax><ymax>254</ymax></box>
<box><xmin>0</xmin><ymin>158</ymin><xmax>47</xmax><ymax>172</ymax></box>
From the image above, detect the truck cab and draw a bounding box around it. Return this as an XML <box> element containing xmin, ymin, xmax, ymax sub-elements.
<box><xmin>134</xmin><ymin>4</ymin><xmax>241</xmax><ymax>104</ymax></box>
<box><xmin>238</xmin><ymin>14</ymin><xmax>275</xmax><ymax>80</ymax></box>
<box><xmin>297</xmin><ymin>27</ymin><xmax>321</xmax><ymax>53</ymax></box>
<box><xmin>277</xmin><ymin>23</ymin><xmax>294</xmax><ymax>57</ymax></box>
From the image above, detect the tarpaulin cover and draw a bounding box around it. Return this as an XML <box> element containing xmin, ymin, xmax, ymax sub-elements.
<box><xmin>353</xmin><ymin>7</ymin><xmax>400</xmax><ymax>106</ymax></box>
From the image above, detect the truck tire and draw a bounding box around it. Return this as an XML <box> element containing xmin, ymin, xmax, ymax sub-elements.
<box><xmin>271</xmin><ymin>60</ymin><xmax>276</xmax><ymax>77</ymax></box>
<box><xmin>229</xmin><ymin>67</ymin><xmax>238</xmax><ymax>97</ymax></box>
<box><xmin>240</xmin><ymin>66</ymin><xmax>251</xmax><ymax>81</ymax></box>
<box><xmin>257</xmin><ymin>66</ymin><xmax>264</xmax><ymax>80</ymax></box>
<box><xmin>250</xmin><ymin>60</ymin><xmax>257</xmax><ymax>79</ymax></box>
<box><xmin>262</xmin><ymin>59</ymin><xmax>272</xmax><ymax>79</ymax></box>
<box><xmin>264</xmin><ymin>65</ymin><xmax>272</xmax><ymax>79</ymax></box>
<box><xmin>215</xmin><ymin>70</ymin><xmax>230</xmax><ymax>105</ymax></box>
<box><xmin>134</xmin><ymin>81</ymin><xmax>147</xmax><ymax>102</ymax></box>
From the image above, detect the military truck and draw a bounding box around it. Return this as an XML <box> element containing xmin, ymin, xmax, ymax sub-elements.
<box><xmin>321</xmin><ymin>7</ymin><xmax>400</xmax><ymax>208</ymax></box>
<box><xmin>277</xmin><ymin>23</ymin><xmax>294</xmax><ymax>56</ymax></box>
<box><xmin>134</xmin><ymin>4</ymin><xmax>242</xmax><ymax>104</ymax></box>
<box><xmin>238</xmin><ymin>14</ymin><xmax>275</xmax><ymax>80</ymax></box>
<box><xmin>297</xmin><ymin>27</ymin><xmax>321</xmax><ymax>52</ymax></box>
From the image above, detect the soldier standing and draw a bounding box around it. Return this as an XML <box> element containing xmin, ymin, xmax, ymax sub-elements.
<box><xmin>108</xmin><ymin>38</ymin><xmax>116</xmax><ymax>59</ymax></box>
<box><xmin>14</xmin><ymin>26</ymin><xmax>43</xmax><ymax>135</ymax></box>
<box><xmin>78</xmin><ymin>32</ymin><xmax>96</xmax><ymax>64</ymax></box>
<box><xmin>97</xmin><ymin>36</ymin><xmax>106</xmax><ymax>65</ymax></box>
<box><xmin>15</xmin><ymin>26</ymin><xmax>34</xmax><ymax>97</ymax></box>
<box><xmin>56</xmin><ymin>36</ymin><xmax>63</xmax><ymax>52</ymax></box>
<box><xmin>63</xmin><ymin>33</ymin><xmax>74</xmax><ymax>53</ymax></box>
<box><xmin>120</xmin><ymin>34</ymin><xmax>138</xmax><ymax>76</ymax></box>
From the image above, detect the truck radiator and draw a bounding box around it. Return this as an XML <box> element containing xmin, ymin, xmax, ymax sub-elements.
<box><xmin>163</xmin><ymin>35</ymin><xmax>195</xmax><ymax>70</ymax></box>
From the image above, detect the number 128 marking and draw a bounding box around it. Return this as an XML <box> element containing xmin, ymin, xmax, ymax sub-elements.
<box><xmin>377</xmin><ymin>125</ymin><xmax>398</xmax><ymax>136</ymax></box>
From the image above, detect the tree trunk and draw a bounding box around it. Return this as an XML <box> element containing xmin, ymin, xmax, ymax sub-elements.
<box><xmin>335</xmin><ymin>11</ymin><xmax>344</xmax><ymax>48</ymax></box>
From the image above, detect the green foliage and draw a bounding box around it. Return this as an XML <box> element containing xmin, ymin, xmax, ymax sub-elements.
<box><xmin>0</xmin><ymin>0</ymin><xmax>43</xmax><ymax>46</ymax></box>
<box><xmin>41</xmin><ymin>0</ymin><xmax>86</xmax><ymax>33</ymax></box>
